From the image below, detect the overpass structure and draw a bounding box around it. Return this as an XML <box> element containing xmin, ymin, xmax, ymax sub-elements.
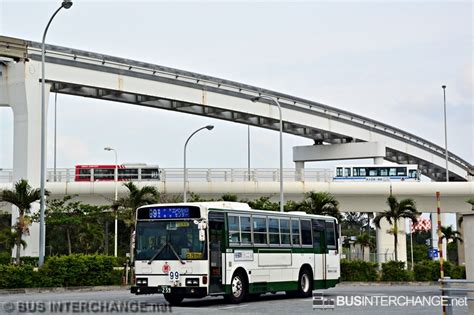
<box><xmin>0</xmin><ymin>36</ymin><xmax>472</xmax><ymax>263</ymax></box>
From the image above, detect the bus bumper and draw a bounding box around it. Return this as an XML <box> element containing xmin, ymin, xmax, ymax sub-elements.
<box><xmin>131</xmin><ymin>286</ymin><xmax>207</xmax><ymax>297</ymax></box>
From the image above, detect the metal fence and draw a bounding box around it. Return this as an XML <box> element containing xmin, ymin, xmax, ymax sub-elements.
<box><xmin>0</xmin><ymin>168</ymin><xmax>333</xmax><ymax>183</ymax></box>
<box><xmin>439</xmin><ymin>277</ymin><xmax>474</xmax><ymax>315</ymax></box>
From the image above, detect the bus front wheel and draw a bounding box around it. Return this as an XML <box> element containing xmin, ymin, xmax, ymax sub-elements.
<box><xmin>164</xmin><ymin>293</ymin><xmax>184</xmax><ymax>306</ymax></box>
<box><xmin>225</xmin><ymin>271</ymin><xmax>248</xmax><ymax>304</ymax></box>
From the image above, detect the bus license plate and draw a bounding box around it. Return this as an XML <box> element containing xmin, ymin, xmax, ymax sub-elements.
<box><xmin>169</xmin><ymin>271</ymin><xmax>180</xmax><ymax>282</ymax></box>
<box><xmin>160</xmin><ymin>286</ymin><xmax>171</xmax><ymax>293</ymax></box>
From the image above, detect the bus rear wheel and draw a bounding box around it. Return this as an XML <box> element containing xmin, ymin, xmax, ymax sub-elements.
<box><xmin>296</xmin><ymin>267</ymin><xmax>313</xmax><ymax>298</ymax></box>
<box><xmin>164</xmin><ymin>293</ymin><xmax>184</xmax><ymax>306</ymax></box>
<box><xmin>225</xmin><ymin>271</ymin><xmax>247</xmax><ymax>304</ymax></box>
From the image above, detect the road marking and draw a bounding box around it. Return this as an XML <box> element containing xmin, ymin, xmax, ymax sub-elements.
<box><xmin>218</xmin><ymin>304</ymin><xmax>249</xmax><ymax>310</ymax></box>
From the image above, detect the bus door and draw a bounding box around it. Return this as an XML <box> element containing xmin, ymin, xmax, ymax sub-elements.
<box><xmin>312</xmin><ymin>219</ymin><xmax>326</xmax><ymax>288</ymax></box>
<box><xmin>208</xmin><ymin>212</ymin><xmax>226</xmax><ymax>294</ymax></box>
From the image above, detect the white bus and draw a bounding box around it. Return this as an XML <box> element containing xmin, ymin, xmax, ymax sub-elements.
<box><xmin>333</xmin><ymin>164</ymin><xmax>420</xmax><ymax>182</ymax></box>
<box><xmin>131</xmin><ymin>202</ymin><xmax>340</xmax><ymax>305</ymax></box>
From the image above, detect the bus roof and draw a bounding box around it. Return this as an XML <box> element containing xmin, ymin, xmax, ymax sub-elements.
<box><xmin>138</xmin><ymin>202</ymin><xmax>338</xmax><ymax>222</ymax></box>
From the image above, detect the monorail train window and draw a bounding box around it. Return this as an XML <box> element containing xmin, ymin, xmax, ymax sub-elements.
<box><xmin>359</xmin><ymin>168</ymin><xmax>367</xmax><ymax>176</ymax></box>
<box><xmin>344</xmin><ymin>168</ymin><xmax>351</xmax><ymax>177</ymax></box>
<box><xmin>353</xmin><ymin>168</ymin><xmax>359</xmax><ymax>176</ymax></box>
<box><xmin>389</xmin><ymin>168</ymin><xmax>397</xmax><ymax>176</ymax></box>
<box><xmin>94</xmin><ymin>168</ymin><xmax>114</xmax><ymax>180</ymax></box>
<box><xmin>142</xmin><ymin>168</ymin><xmax>160</xmax><ymax>180</ymax></box>
<box><xmin>379</xmin><ymin>168</ymin><xmax>389</xmax><ymax>176</ymax></box>
<box><xmin>368</xmin><ymin>168</ymin><xmax>377</xmax><ymax>176</ymax></box>
<box><xmin>79</xmin><ymin>168</ymin><xmax>91</xmax><ymax>179</ymax></box>
<box><xmin>119</xmin><ymin>168</ymin><xmax>138</xmax><ymax>180</ymax></box>
<box><xmin>409</xmin><ymin>170</ymin><xmax>418</xmax><ymax>178</ymax></box>
<box><xmin>397</xmin><ymin>167</ymin><xmax>407</xmax><ymax>176</ymax></box>
<box><xmin>336</xmin><ymin>167</ymin><xmax>343</xmax><ymax>177</ymax></box>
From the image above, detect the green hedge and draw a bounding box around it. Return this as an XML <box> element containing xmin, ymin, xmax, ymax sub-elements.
<box><xmin>0</xmin><ymin>254</ymin><xmax>122</xmax><ymax>289</ymax></box>
<box><xmin>341</xmin><ymin>259</ymin><xmax>378</xmax><ymax>281</ymax></box>
<box><xmin>414</xmin><ymin>260</ymin><xmax>465</xmax><ymax>281</ymax></box>
<box><xmin>381</xmin><ymin>261</ymin><xmax>412</xmax><ymax>281</ymax></box>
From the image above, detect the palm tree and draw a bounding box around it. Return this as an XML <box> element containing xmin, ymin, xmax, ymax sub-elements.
<box><xmin>355</xmin><ymin>232</ymin><xmax>375</xmax><ymax>260</ymax></box>
<box><xmin>440</xmin><ymin>225</ymin><xmax>462</xmax><ymax>244</ymax></box>
<box><xmin>373</xmin><ymin>195</ymin><xmax>420</xmax><ymax>261</ymax></box>
<box><xmin>0</xmin><ymin>229</ymin><xmax>27</xmax><ymax>254</ymax></box>
<box><xmin>115</xmin><ymin>182</ymin><xmax>159</xmax><ymax>260</ymax></box>
<box><xmin>0</xmin><ymin>179</ymin><xmax>47</xmax><ymax>264</ymax></box>
<box><xmin>298</xmin><ymin>191</ymin><xmax>342</xmax><ymax>220</ymax></box>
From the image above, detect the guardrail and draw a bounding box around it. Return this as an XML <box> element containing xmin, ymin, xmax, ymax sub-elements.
<box><xmin>0</xmin><ymin>168</ymin><xmax>333</xmax><ymax>183</ymax></box>
<box><xmin>439</xmin><ymin>277</ymin><xmax>474</xmax><ymax>315</ymax></box>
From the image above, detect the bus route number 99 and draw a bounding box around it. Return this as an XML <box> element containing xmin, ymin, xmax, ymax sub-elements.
<box><xmin>169</xmin><ymin>271</ymin><xmax>180</xmax><ymax>282</ymax></box>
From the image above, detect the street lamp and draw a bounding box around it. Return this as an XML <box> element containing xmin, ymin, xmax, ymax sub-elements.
<box><xmin>39</xmin><ymin>0</ymin><xmax>74</xmax><ymax>267</ymax></box>
<box><xmin>104</xmin><ymin>147</ymin><xmax>119</xmax><ymax>257</ymax></box>
<box><xmin>183</xmin><ymin>125</ymin><xmax>214</xmax><ymax>202</ymax></box>
<box><xmin>442</xmin><ymin>85</ymin><xmax>449</xmax><ymax>182</ymax></box>
<box><xmin>251</xmin><ymin>95</ymin><xmax>284</xmax><ymax>212</ymax></box>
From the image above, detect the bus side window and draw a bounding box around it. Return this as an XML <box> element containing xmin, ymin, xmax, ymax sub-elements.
<box><xmin>228</xmin><ymin>215</ymin><xmax>240</xmax><ymax>244</ymax></box>
<box><xmin>325</xmin><ymin>221</ymin><xmax>336</xmax><ymax>250</ymax></box>
<box><xmin>300</xmin><ymin>220</ymin><xmax>312</xmax><ymax>245</ymax></box>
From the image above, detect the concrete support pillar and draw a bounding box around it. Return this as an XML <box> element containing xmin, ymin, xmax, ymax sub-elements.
<box><xmin>376</xmin><ymin>218</ymin><xmax>407</xmax><ymax>264</ymax></box>
<box><xmin>456</xmin><ymin>212</ymin><xmax>465</xmax><ymax>265</ymax></box>
<box><xmin>462</xmin><ymin>213</ymin><xmax>474</xmax><ymax>314</ymax></box>
<box><xmin>0</xmin><ymin>60</ymin><xmax>50</xmax><ymax>257</ymax></box>
<box><xmin>295</xmin><ymin>161</ymin><xmax>304</xmax><ymax>181</ymax></box>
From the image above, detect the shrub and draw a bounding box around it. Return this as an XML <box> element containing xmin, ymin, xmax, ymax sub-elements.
<box><xmin>450</xmin><ymin>265</ymin><xmax>466</xmax><ymax>279</ymax></box>
<box><xmin>0</xmin><ymin>252</ymin><xmax>12</xmax><ymax>265</ymax></box>
<box><xmin>414</xmin><ymin>260</ymin><xmax>461</xmax><ymax>281</ymax></box>
<box><xmin>381</xmin><ymin>261</ymin><xmax>412</xmax><ymax>281</ymax></box>
<box><xmin>0</xmin><ymin>265</ymin><xmax>34</xmax><ymax>288</ymax></box>
<box><xmin>0</xmin><ymin>254</ymin><xmax>122</xmax><ymax>289</ymax></box>
<box><xmin>341</xmin><ymin>259</ymin><xmax>378</xmax><ymax>281</ymax></box>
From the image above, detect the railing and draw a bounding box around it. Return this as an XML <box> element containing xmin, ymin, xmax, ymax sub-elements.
<box><xmin>0</xmin><ymin>168</ymin><xmax>333</xmax><ymax>183</ymax></box>
<box><xmin>439</xmin><ymin>277</ymin><xmax>474</xmax><ymax>315</ymax></box>
<box><xmin>17</xmin><ymin>38</ymin><xmax>471</xmax><ymax>172</ymax></box>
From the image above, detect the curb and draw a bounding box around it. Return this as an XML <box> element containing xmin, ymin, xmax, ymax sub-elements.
<box><xmin>0</xmin><ymin>285</ymin><xmax>130</xmax><ymax>295</ymax></box>
<box><xmin>337</xmin><ymin>281</ymin><xmax>439</xmax><ymax>286</ymax></box>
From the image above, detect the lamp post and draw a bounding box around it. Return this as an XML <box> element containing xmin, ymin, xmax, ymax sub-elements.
<box><xmin>104</xmin><ymin>147</ymin><xmax>118</xmax><ymax>257</ymax></box>
<box><xmin>183</xmin><ymin>125</ymin><xmax>214</xmax><ymax>202</ymax></box>
<box><xmin>39</xmin><ymin>0</ymin><xmax>73</xmax><ymax>267</ymax></box>
<box><xmin>442</xmin><ymin>85</ymin><xmax>449</xmax><ymax>182</ymax></box>
<box><xmin>251</xmin><ymin>95</ymin><xmax>284</xmax><ymax>212</ymax></box>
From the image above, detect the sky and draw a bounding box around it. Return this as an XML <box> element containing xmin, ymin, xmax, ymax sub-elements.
<box><xmin>0</xmin><ymin>0</ymin><xmax>472</xmax><ymax>173</ymax></box>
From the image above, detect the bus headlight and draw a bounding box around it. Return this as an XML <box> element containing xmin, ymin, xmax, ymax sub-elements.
<box><xmin>185</xmin><ymin>278</ymin><xmax>199</xmax><ymax>286</ymax></box>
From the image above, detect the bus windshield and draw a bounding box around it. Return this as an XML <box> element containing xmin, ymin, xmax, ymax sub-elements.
<box><xmin>135</xmin><ymin>220</ymin><xmax>207</xmax><ymax>261</ymax></box>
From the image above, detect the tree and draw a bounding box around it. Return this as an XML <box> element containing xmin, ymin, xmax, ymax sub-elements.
<box><xmin>0</xmin><ymin>229</ymin><xmax>26</xmax><ymax>253</ymax></box>
<box><xmin>115</xmin><ymin>182</ymin><xmax>159</xmax><ymax>260</ymax></box>
<box><xmin>342</xmin><ymin>212</ymin><xmax>367</xmax><ymax>236</ymax></box>
<box><xmin>246</xmin><ymin>196</ymin><xmax>279</xmax><ymax>211</ymax></box>
<box><xmin>297</xmin><ymin>191</ymin><xmax>342</xmax><ymax>220</ymax></box>
<box><xmin>374</xmin><ymin>195</ymin><xmax>420</xmax><ymax>261</ymax></box>
<box><xmin>0</xmin><ymin>179</ymin><xmax>47</xmax><ymax>264</ymax></box>
<box><xmin>355</xmin><ymin>232</ymin><xmax>375</xmax><ymax>259</ymax></box>
<box><xmin>440</xmin><ymin>225</ymin><xmax>462</xmax><ymax>244</ymax></box>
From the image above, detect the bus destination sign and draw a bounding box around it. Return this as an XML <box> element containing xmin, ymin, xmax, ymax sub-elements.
<box><xmin>137</xmin><ymin>206</ymin><xmax>201</xmax><ymax>220</ymax></box>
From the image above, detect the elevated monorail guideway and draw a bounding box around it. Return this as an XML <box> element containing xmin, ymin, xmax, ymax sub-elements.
<box><xmin>0</xmin><ymin>35</ymin><xmax>471</xmax><ymax>182</ymax></box>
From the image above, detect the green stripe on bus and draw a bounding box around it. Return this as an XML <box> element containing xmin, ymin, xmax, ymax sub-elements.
<box><xmin>223</xmin><ymin>278</ymin><xmax>340</xmax><ymax>295</ymax></box>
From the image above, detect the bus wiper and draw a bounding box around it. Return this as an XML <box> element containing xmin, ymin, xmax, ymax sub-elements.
<box><xmin>168</xmin><ymin>242</ymin><xmax>185</xmax><ymax>265</ymax></box>
<box><xmin>147</xmin><ymin>242</ymin><xmax>168</xmax><ymax>265</ymax></box>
